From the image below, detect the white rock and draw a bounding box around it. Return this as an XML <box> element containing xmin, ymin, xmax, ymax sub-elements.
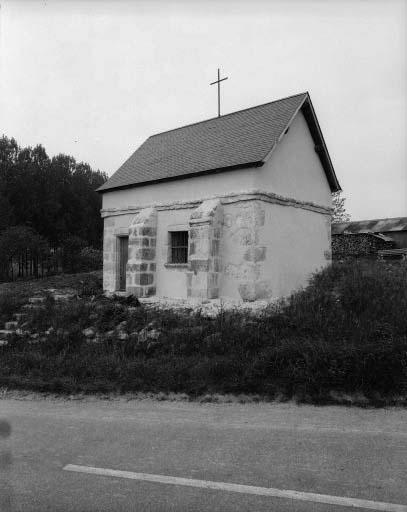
<box><xmin>82</xmin><ymin>327</ymin><xmax>95</xmax><ymax>338</ymax></box>
<box><xmin>0</xmin><ymin>330</ymin><xmax>13</xmax><ymax>339</ymax></box>
<box><xmin>28</xmin><ymin>296</ymin><xmax>45</xmax><ymax>304</ymax></box>
<box><xmin>5</xmin><ymin>321</ymin><xmax>18</xmax><ymax>330</ymax></box>
<box><xmin>138</xmin><ymin>296</ymin><xmax>275</xmax><ymax>317</ymax></box>
<box><xmin>138</xmin><ymin>328</ymin><xmax>161</xmax><ymax>343</ymax></box>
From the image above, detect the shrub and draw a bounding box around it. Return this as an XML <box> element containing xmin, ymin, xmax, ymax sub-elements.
<box><xmin>0</xmin><ymin>290</ymin><xmax>26</xmax><ymax>323</ymax></box>
<box><xmin>79</xmin><ymin>247</ymin><xmax>102</xmax><ymax>270</ymax></box>
<box><xmin>60</xmin><ymin>237</ymin><xmax>102</xmax><ymax>273</ymax></box>
<box><xmin>61</xmin><ymin>236</ymin><xmax>87</xmax><ymax>273</ymax></box>
<box><xmin>77</xmin><ymin>273</ymin><xmax>103</xmax><ymax>297</ymax></box>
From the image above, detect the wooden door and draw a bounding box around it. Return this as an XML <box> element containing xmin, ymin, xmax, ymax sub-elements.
<box><xmin>118</xmin><ymin>236</ymin><xmax>128</xmax><ymax>291</ymax></box>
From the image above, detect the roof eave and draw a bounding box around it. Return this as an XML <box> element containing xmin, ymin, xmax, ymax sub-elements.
<box><xmin>97</xmin><ymin>160</ymin><xmax>264</xmax><ymax>194</ymax></box>
<box><xmin>301</xmin><ymin>94</ymin><xmax>341</xmax><ymax>193</ymax></box>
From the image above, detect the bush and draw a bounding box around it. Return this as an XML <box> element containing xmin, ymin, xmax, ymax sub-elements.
<box><xmin>0</xmin><ymin>290</ymin><xmax>26</xmax><ymax>324</ymax></box>
<box><xmin>80</xmin><ymin>247</ymin><xmax>102</xmax><ymax>270</ymax></box>
<box><xmin>77</xmin><ymin>273</ymin><xmax>103</xmax><ymax>297</ymax></box>
<box><xmin>61</xmin><ymin>237</ymin><xmax>102</xmax><ymax>273</ymax></box>
<box><xmin>0</xmin><ymin>260</ymin><xmax>406</xmax><ymax>404</ymax></box>
<box><xmin>61</xmin><ymin>236</ymin><xmax>87</xmax><ymax>273</ymax></box>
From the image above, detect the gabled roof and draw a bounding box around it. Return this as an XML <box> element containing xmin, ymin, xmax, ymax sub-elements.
<box><xmin>98</xmin><ymin>92</ymin><xmax>340</xmax><ymax>193</ymax></box>
<box><xmin>332</xmin><ymin>217</ymin><xmax>407</xmax><ymax>235</ymax></box>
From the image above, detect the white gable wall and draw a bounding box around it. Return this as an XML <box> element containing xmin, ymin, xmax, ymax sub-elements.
<box><xmin>255</xmin><ymin>110</ymin><xmax>332</xmax><ymax>208</ymax></box>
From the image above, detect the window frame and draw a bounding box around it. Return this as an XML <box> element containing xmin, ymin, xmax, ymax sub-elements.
<box><xmin>168</xmin><ymin>230</ymin><xmax>189</xmax><ymax>265</ymax></box>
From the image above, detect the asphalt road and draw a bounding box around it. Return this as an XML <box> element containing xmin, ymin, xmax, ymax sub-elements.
<box><xmin>0</xmin><ymin>396</ymin><xmax>406</xmax><ymax>511</ymax></box>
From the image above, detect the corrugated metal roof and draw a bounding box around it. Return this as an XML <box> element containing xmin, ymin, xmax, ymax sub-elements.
<box><xmin>332</xmin><ymin>217</ymin><xmax>407</xmax><ymax>234</ymax></box>
<box><xmin>378</xmin><ymin>248</ymin><xmax>407</xmax><ymax>255</ymax></box>
<box><xmin>98</xmin><ymin>92</ymin><xmax>340</xmax><ymax>193</ymax></box>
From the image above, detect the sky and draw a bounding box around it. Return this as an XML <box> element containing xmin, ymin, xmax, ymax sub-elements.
<box><xmin>0</xmin><ymin>0</ymin><xmax>406</xmax><ymax>220</ymax></box>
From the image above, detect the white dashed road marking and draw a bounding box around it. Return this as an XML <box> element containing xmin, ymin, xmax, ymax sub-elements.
<box><xmin>63</xmin><ymin>464</ymin><xmax>407</xmax><ymax>511</ymax></box>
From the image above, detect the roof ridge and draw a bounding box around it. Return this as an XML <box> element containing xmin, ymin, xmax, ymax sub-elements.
<box><xmin>149</xmin><ymin>91</ymin><xmax>309</xmax><ymax>139</ymax></box>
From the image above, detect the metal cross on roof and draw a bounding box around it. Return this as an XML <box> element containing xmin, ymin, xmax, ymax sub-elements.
<box><xmin>210</xmin><ymin>68</ymin><xmax>228</xmax><ymax>117</ymax></box>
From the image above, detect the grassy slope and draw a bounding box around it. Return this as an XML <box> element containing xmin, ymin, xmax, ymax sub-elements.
<box><xmin>0</xmin><ymin>271</ymin><xmax>102</xmax><ymax>324</ymax></box>
<box><xmin>0</xmin><ymin>263</ymin><xmax>406</xmax><ymax>405</ymax></box>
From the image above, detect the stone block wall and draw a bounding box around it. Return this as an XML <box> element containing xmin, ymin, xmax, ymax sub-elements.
<box><xmin>222</xmin><ymin>200</ymin><xmax>270</xmax><ymax>301</ymax></box>
<box><xmin>187</xmin><ymin>199</ymin><xmax>223</xmax><ymax>299</ymax></box>
<box><xmin>126</xmin><ymin>208</ymin><xmax>157</xmax><ymax>297</ymax></box>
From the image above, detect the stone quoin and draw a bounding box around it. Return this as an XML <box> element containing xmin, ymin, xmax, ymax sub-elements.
<box><xmin>98</xmin><ymin>92</ymin><xmax>341</xmax><ymax>301</ymax></box>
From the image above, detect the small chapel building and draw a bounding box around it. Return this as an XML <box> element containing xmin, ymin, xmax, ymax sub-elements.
<box><xmin>98</xmin><ymin>92</ymin><xmax>341</xmax><ymax>301</ymax></box>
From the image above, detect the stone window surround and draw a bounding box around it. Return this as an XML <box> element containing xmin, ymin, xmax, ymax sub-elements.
<box><xmin>165</xmin><ymin>224</ymin><xmax>190</xmax><ymax>269</ymax></box>
<box><xmin>168</xmin><ymin>231</ymin><xmax>189</xmax><ymax>264</ymax></box>
<box><xmin>164</xmin><ymin>263</ymin><xmax>189</xmax><ymax>269</ymax></box>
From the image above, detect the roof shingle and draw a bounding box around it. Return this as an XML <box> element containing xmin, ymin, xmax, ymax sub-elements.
<box><xmin>98</xmin><ymin>92</ymin><xmax>339</xmax><ymax>192</ymax></box>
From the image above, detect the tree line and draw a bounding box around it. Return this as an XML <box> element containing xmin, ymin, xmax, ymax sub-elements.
<box><xmin>0</xmin><ymin>135</ymin><xmax>107</xmax><ymax>280</ymax></box>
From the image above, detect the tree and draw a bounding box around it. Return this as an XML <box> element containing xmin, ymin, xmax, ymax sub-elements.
<box><xmin>0</xmin><ymin>226</ymin><xmax>49</xmax><ymax>280</ymax></box>
<box><xmin>332</xmin><ymin>191</ymin><xmax>351</xmax><ymax>223</ymax></box>
<box><xmin>0</xmin><ymin>185</ymin><xmax>14</xmax><ymax>231</ymax></box>
<box><xmin>0</xmin><ymin>135</ymin><xmax>107</xmax><ymax>247</ymax></box>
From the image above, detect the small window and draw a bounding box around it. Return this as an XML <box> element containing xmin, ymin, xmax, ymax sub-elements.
<box><xmin>169</xmin><ymin>231</ymin><xmax>189</xmax><ymax>264</ymax></box>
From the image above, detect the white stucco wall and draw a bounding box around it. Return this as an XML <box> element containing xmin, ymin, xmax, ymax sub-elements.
<box><xmin>260</xmin><ymin>203</ymin><xmax>331</xmax><ymax>297</ymax></box>
<box><xmin>102</xmin><ymin>167</ymin><xmax>258</xmax><ymax>211</ymax></box>
<box><xmin>255</xmin><ymin>110</ymin><xmax>332</xmax><ymax>208</ymax></box>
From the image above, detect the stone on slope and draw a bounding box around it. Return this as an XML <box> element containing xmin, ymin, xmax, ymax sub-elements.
<box><xmin>28</xmin><ymin>296</ymin><xmax>46</xmax><ymax>304</ymax></box>
<box><xmin>5</xmin><ymin>321</ymin><xmax>18</xmax><ymax>330</ymax></box>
